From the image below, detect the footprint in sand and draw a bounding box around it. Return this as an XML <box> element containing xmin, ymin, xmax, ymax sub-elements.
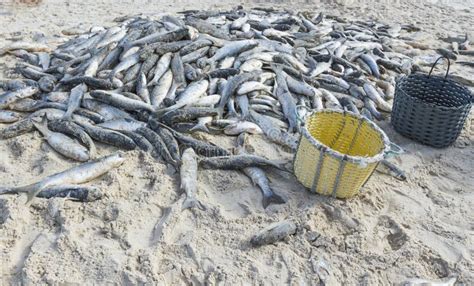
<box><xmin>421</xmin><ymin>254</ymin><xmax>451</xmax><ymax>278</ymax></box>
<box><xmin>378</xmin><ymin>216</ymin><xmax>409</xmax><ymax>251</ymax></box>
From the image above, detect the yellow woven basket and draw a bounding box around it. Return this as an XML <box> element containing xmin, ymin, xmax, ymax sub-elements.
<box><xmin>294</xmin><ymin>110</ymin><xmax>391</xmax><ymax>198</ymax></box>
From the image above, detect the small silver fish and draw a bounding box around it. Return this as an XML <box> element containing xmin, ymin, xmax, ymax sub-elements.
<box><xmin>32</xmin><ymin>116</ymin><xmax>90</xmax><ymax>162</ymax></box>
<box><xmin>224</xmin><ymin>121</ymin><xmax>263</xmax><ymax>135</ymax></box>
<box><xmin>0</xmin><ymin>86</ymin><xmax>39</xmax><ymax>109</ymax></box>
<box><xmin>0</xmin><ymin>110</ymin><xmax>22</xmax><ymax>123</ymax></box>
<box><xmin>63</xmin><ymin>83</ymin><xmax>87</xmax><ymax>120</ymax></box>
<box><xmin>180</xmin><ymin>148</ymin><xmax>205</xmax><ymax>210</ymax></box>
<box><xmin>250</xmin><ymin>220</ymin><xmax>297</xmax><ymax>246</ymax></box>
<box><xmin>1</xmin><ymin>152</ymin><xmax>125</xmax><ymax>204</ymax></box>
<box><xmin>236</xmin><ymin>134</ymin><xmax>285</xmax><ymax>208</ymax></box>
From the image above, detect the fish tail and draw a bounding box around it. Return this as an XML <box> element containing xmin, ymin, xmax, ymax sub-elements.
<box><xmin>217</xmin><ymin>106</ymin><xmax>225</xmax><ymax>119</ymax></box>
<box><xmin>31</xmin><ymin>114</ymin><xmax>49</xmax><ymax>133</ymax></box>
<box><xmin>262</xmin><ymin>191</ymin><xmax>286</xmax><ymax>209</ymax></box>
<box><xmin>189</xmin><ymin>123</ymin><xmax>209</xmax><ymax>133</ymax></box>
<box><xmin>182</xmin><ymin>197</ymin><xmax>205</xmax><ymax>211</ymax></box>
<box><xmin>87</xmin><ymin>140</ymin><xmax>97</xmax><ymax>159</ymax></box>
<box><xmin>236</xmin><ymin>133</ymin><xmax>247</xmax><ymax>147</ymax></box>
<box><xmin>0</xmin><ymin>182</ymin><xmax>43</xmax><ymax>204</ymax></box>
<box><xmin>270</xmin><ymin>160</ymin><xmax>290</xmax><ymax>172</ymax></box>
<box><xmin>23</xmin><ymin>183</ymin><xmax>44</xmax><ymax>205</ymax></box>
<box><xmin>225</xmin><ymin>110</ymin><xmax>239</xmax><ymax>119</ymax></box>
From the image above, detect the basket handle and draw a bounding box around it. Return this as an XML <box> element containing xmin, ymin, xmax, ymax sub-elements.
<box><xmin>428</xmin><ymin>56</ymin><xmax>451</xmax><ymax>79</ymax></box>
<box><xmin>384</xmin><ymin>142</ymin><xmax>404</xmax><ymax>158</ymax></box>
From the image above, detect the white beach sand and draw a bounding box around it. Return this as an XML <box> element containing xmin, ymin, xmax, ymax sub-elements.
<box><xmin>0</xmin><ymin>0</ymin><xmax>472</xmax><ymax>284</ymax></box>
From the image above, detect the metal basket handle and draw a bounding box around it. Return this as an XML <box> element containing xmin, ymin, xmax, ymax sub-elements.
<box><xmin>428</xmin><ymin>56</ymin><xmax>451</xmax><ymax>79</ymax></box>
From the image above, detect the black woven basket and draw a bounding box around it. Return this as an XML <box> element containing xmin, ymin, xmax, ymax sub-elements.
<box><xmin>392</xmin><ymin>57</ymin><xmax>473</xmax><ymax>148</ymax></box>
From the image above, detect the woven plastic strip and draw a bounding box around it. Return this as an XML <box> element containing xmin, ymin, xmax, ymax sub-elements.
<box><xmin>391</xmin><ymin>56</ymin><xmax>473</xmax><ymax>148</ymax></box>
<box><xmin>294</xmin><ymin>110</ymin><xmax>390</xmax><ymax>198</ymax></box>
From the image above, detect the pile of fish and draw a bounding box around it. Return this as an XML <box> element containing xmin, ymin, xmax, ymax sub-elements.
<box><xmin>0</xmin><ymin>7</ymin><xmax>432</xmax><ymax>207</ymax></box>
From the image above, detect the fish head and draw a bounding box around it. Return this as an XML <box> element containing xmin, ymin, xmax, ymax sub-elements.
<box><xmin>108</xmin><ymin>151</ymin><xmax>127</xmax><ymax>166</ymax></box>
<box><xmin>196</xmin><ymin>58</ymin><xmax>210</xmax><ymax>69</ymax></box>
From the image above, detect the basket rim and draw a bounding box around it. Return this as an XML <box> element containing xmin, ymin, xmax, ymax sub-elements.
<box><xmin>301</xmin><ymin>109</ymin><xmax>391</xmax><ymax>165</ymax></box>
<box><xmin>396</xmin><ymin>74</ymin><xmax>473</xmax><ymax>110</ymax></box>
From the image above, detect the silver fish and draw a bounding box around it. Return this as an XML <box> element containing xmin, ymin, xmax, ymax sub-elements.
<box><xmin>199</xmin><ymin>154</ymin><xmax>286</xmax><ymax>171</ymax></box>
<box><xmin>218</xmin><ymin>56</ymin><xmax>236</xmax><ymax>69</ymax></box>
<box><xmin>90</xmin><ymin>90</ymin><xmax>155</xmax><ymax>112</ymax></box>
<box><xmin>237</xmin><ymin>81</ymin><xmax>272</xmax><ymax>95</ymax></box>
<box><xmin>285</xmin><ymin>74</ymin><xmax>316</xmax><ymax>97</ymax></box>
<box><xmin>97</xmin><ymin>118</ymin><xmax>146</xmax><ymax>132</ymax></box>
<box><xmin>250</xmin><ymin>220</ymin><xmax>296</xmax><ymax>246</ymax></box>
<box><xmin>235</xmin><ymin>134</ymin><xmax>285</xmax><ymax>208</ymax></box>
<box><xmin>109</xmin><ymin>53</ymin><xmax>140</xmax><ymax>79</ymax></box>
<box><xmin>32</xmin><ymin>116</ymin><xmax>90</xmax><ymax>162</ymax></box>
<box><xmin>37</xmin><ymin>185</ymin><xmax>102</xmax><ymax>202</ymax></box>
<box><xmin>249</xmin><ymin>110</ymin><xmax>296</xmax><ymax>150</ymax></box>
<box><xmin>136</xmin><ymin>72</ymin><xmax>151</xmax><ymax>104</ymax></box>
<box><xmin>47</xmin><ymin>119</ymin><xmax>97</xmax><ymax>159</ymax></box>
<box><xmin>150</xmin><ymin>69</ymin><xmax>173</xmax><ymax>107</ymax></box>
<box><xmin>274</xmin><ymin>68</ymin><xmax>298</xmax><ymax>132</ymax></box>
<box><xmin>187</xmin><ymin>94</ymin><xmax>220</xmax><ymax>107</ymax></box>
<box><xmin>224</xmin><ymin>121</ymin><xmax>263</xmax><ymax>135</ymax></box>
<box><xmin>240</xmin><ymin>59</ymin><xmax>263</xmax><ymax>72</ymax></box>
<box><xmin>190</xmin><ymin>116</ymin><xmax>213</xmax><ymax>133</ymax></box>
<box><xmin>1</xmin><ymin>152</ymin><xmax>125</xmax><ymax>203</ymax></box>
<box><xmin>0</xmin><ymin>41</ymin><xmax>51</xmax><ymax>55</ymax></box>
<box><xmin>159</xmin><ymin>79</ymin><xmax>209</xmax><ymax>113</ymax></box>
<box><xmin>0</xmin><ymin>110</ymin><xmax>22</xmax><ymax>123</ymax></box>
<box><xmin>171</xmin><ymin>53</ymin><xmax>186</xmax><ymax>88</ymax></box>
<box><xmin>63</xmin><ymin>83</ymin><xmax>87</xmax><ymax>120</ymax></box>
<box><xmin>96</xmin><ymin>28</ymin><xmax>127</xmax><ymax>49</ymax></box>
<box><xmin>0</xmin><ymin>86</ymin><xmax>39</xmax><ymax>109</ymax></box>
<box><xmin>180</xmin><ymin>148</ymin><xmax>205</xmax><ymax>210</ymax></box>
<box><xmin>81</xmin><ymin>99</ymin><xmax>133</xmax><ymax>121</ymax></box>
<box><xmin>363</xmin><ymin>82</ymin><xmax>392</xmax><ymax>112</ymax></box>
<box><xmin>205</xmin><ymin>40</ymin><xmax>259</xmax><ymax>66</ymax></box>
<box><xmin>148</xmin><ymin>53</ymin><xmax>172</xmax><ymax>86</ymax></box>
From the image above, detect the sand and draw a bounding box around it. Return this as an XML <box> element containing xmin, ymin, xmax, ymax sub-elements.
<box><xmin>0</xmin><ymin>0</ymin><xmax>473</xmax><ymax>285</ymax></box>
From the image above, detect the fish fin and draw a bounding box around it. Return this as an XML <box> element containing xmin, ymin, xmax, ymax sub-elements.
<box><xmin>5</xmin><ymin>182</ymin><xmax>42</xmax><ymax>195</ymax></box>
<box><xmin>88</xmin><ymin>140</ymin><xmax>97</xmax><ymax>159</ymax></box>
<box><xmin>182</xmin><ymin>197</ymin><xmax>205</xmax><ymax>211</ymax></box>
<box><xmin>25</xmin><ymin>183</ymin><xmax>45</xmax><ymax>205</ymax></box>
<box><xmin>262</xmin><ymin>192</ymin><xmax>286</xmax><ymax>209</ymax></box>
<box><xmin>166</xmin><ymin>163</ymin><xmax>179</xmax><ymax>174</ymax></box>
<box><xmin>31</xmin><ymin>114</ymin><xmax>50</xmax><ymax>135</ymax></box>
<box><xmin>217</xmin><ymin>106</ymin><xmax>225</xmax><ymax>119</ymax></box>
<box><xmin>236</xmin><ymin>133</ymin><xmax>247</xmax><ymax>148</ymax></box>
<box><xmin>225</xmin><ymin>110</ymin><xmax>239</xmax><ymax>119</ymax></box>
<box><xmin>189</xmin><ymin>123</ymin><xmax>210</xmax><ymax>133</ymax></box>
<box><xmin>1</xmin><ymin>182</ymin><xmax>43</xmax><ymax>204</ymax></box>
